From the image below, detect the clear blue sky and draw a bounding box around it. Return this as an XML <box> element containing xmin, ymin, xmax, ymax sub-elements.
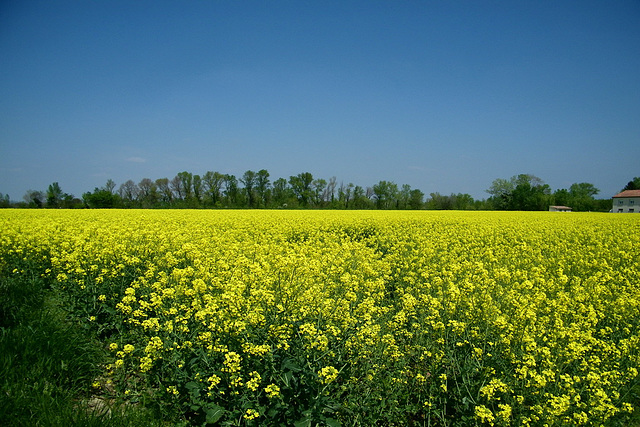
<box><xmin>1</xmin><ymin>0</ymin><xmax>639</xmax><ymax>202</ymax></box>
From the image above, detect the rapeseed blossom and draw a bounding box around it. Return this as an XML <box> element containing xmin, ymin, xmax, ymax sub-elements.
<box><xmin>1</xmin><ymin>209</ymin><xmax>639</xmax><ymax>425</ymax></box>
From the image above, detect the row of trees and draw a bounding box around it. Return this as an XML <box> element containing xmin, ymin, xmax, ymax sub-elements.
<box><xmin>4</xmin><ymin>171</ymin><xmax>637</xmax><ymax>211</ymax></box>
<box><xmin>81</xmin><ymin>171</ymin><xmax>429</xmax><ymax>210</ymax></box>
<box><xmin>487</xmin><ymin>174</ymin><xmax>639</xmax><ymax>212</ymax></box>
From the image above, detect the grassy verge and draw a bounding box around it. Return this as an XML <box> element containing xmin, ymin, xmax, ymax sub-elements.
<box><xmin>0</xmin><ymin>273</ymin><xmax>165</xmax><ymax>426</ymax></box>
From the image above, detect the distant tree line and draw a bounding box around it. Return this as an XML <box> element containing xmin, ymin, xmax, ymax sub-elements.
<box><xmin>2</xmin><ymin>171</ymin><xmax>637</xmax><ymax>211</ymax></box>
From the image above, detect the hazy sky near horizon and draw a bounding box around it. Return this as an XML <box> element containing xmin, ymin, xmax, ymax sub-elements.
<box><xmin>1</xmin><ymin>0</ymin><xmax>639</xmax><ymax>202</ymax></box>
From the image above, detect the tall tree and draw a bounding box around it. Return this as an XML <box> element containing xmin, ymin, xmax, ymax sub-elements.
<box><xmin>223</xmin><ymin>174</ymin><xmax>239</xmax><ymax>207</ymax></box>
<box><xmin>256</xmin><ymin>169</ymin><xmax>270</xmax><ymax>207</ymax></box>
<box><xmin>170</xmin><ymin>175</ymin><xmax>183</xmax><ymax>200</ymax></box>
<box><xmin>240</xmin><ymin>170</ymin><xmax>257</xmax><ymax>208</ymax></box>
<box><xmin>138</xmin><ymin>178</ymin><xmax>158</xmax><ymax>207</ymax></box>
<box><xmin>202</xmin><ymin>171</ymin><xmax>224</xmax><ymax>206</ymax></box>
<box><xmin>552</xmin><ymin>188</ymin><xmax>571</xmax><ymax>207</ymax></box>
<box><xmin>486</xmin><ymin>178</ymin><xmax>515</xmax><ymax>210</ymax></box>
<box><xmin>105</xmin><ymin>179</ymin><xmax>116</xmax><ymax>194</ymax></box>
<box><xmin>409</xmin><ymin>189</ymin><xmax>424</xmax><ymax>209</ymax></box>
<box><xmin>272</xmin><ymin>178</ymin><xmax>291</xmax><ymax>207</ymax></box>
<box><xmin>289</xmin><ymin>172</ymin><xmax>314</xmax><ymax>207</ymax></box>
<box><xmin>398</xmin><ymin>184</ymin><xmax>412</xmax><ymax>209</ymax></box>
<box><xmin>24</xmin><ymin>190</ymin><xmax>44</xmax><ymax>208</ymax></box>
<box><xmin>119</xmin><ymin>180</ymin><xmax>139</xmax><ymax>207</ymax></box>
<box><xmin>192</xmin><ymin>174</ymin><xmax>203</xmax><ymax>205</ymax></box>
<box><xmin>46</xmin><ymin>182</ymin><xmax>64</xmax><ymax>208</ymax></box>
<box><xmin>372</xmin><ymin>180</ymin><xmax>398</xmax><ymax>209</ymax></box>
<box><xmin>0</xmin><ymin>193</ymin><xmax>10</xmax><ymax>208</ymax></box>
<box><xmin>622</xmin><ymin>177</ymin><xmax>640</xmax><ymax>191</ymax></box>
<box><xmin>568</xmin><ymin>182</ymin><xmax>599</xmax><ymax>211</ymax></box>
<box><xmin>338</xmin><ymin>182</ymin><xmax>354</xmax><ymax>209</ymax></box>
<box><xmin>155</xmin><ymin>178</ymin><xmax>173</xmax><ymax>204</ymax></box>
<box><xmin>312</xmin><ymin>178</ymin><xmax>327</xmax><ymax>207</ymax></box>
<box><xmin>426</xmin><ymin>192</ymin><xmax>453</xmax><ymax>210</ymax></box>
<box><xmin>352</xmin><ymin>186</ymin><xmax>371</xmax><ymax>209</ymax></box>
<box><xmin>83</xmin><ymin>187</ymin><xmax>120</xmax><ymax>208</ymax></box>
<box><xmin>177</xmin><ymin>171</ymin><xmax>193</xmax><ymax>201</ymax></box>
<box><xmin>326</xmin><ymin>176</ymin><xmax>337</xmax><ymax>205</ymax></box>
<box><xmin>487</xmin><ymin>174</ymin><xmax>549</xmax><ymax>210</ymax></box>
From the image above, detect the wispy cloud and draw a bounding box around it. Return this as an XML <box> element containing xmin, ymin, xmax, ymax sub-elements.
<box><xmin>125</xmin><ymin>157</ymin><xmax>147</xmax><ymax>163</ymax></box>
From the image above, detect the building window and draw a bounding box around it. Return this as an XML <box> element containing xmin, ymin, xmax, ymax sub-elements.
<box><xmin>629</xmin><ymin>209</ymin><xmax>635</xmax><ymax>213</ymax></box>
<box><xmin>631</xmin><ymin>200</ymin><xmax>635</xmax><ymax>205</ymax></box>
<box><xmin>619</xmin><ymin>200</ymin><xmax>624</xmax><ymax>204</ymax></box>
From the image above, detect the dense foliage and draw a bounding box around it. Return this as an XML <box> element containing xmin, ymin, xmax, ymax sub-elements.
<box><xmin>3</xmin><ymin>171</ymin><xmax>631</xmax><ymax>211</ymax></box>
<box><xmin>1</xmin><ymin>210</ymin><xmax>638</xmax><ymax>425</ymax></box>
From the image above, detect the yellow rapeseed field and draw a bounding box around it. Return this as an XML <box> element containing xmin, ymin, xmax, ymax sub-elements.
<box><xmin>1</xmin><ymin>210</ymin><xmax>639</xmax><ymax>425</ymax></box>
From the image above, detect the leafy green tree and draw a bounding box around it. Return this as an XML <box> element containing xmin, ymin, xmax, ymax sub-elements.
<box><xmin>138</xmin><ymin>178</ymin><xmax>158</xmax><ymax>208</ymax></box>
<box><xmin>170</xmin><ymin>175</ymin><xmax>183</xmax><ymax>201</ymax></box>
<box><xmin>408</xmin><ymin>189</ymin><xmax>424</xmax><ymax>209</ymax></box>
<box><xmin>372</xmin><ymin>180</ymin><xmax>398</xmax><ymax>209</ymax></box>
<box><xmin>622</xmin><ymin>177</ymin><xmax>640</xmax><ymax>191</ymax></box>
<box><xmin>289</xmin><ymin>172</ymin><xmax>314</xmax><ymax>207</ymax></box>
<box><xmin>486</xmin><ymin>178</ymin><xmax>514</xmax><ymax>210</ymax></box>
<box><xmin>192</xmin><ymin>175</ymin><xmax>203</xmax><ymax>205</ymax></box>
<box><xmin>105</xmin><ymin>179</ymin><xmax>116</xmax><ymax>194</ymax></box>
<box><xmin>271</xmin><ymin>178</ymin><xmax>292</xmax><ymax>207</ymax></box>
<box><xmin>203</xmin><ymin>171</ymin><xmax>224</xmax><ymax>206</ymax></box>
<box><xmin>552</xmin><ymin>188</ymin><xmax>571</xmax><ymax>207</ymax></box>
<box><xmin>338</xmin><ymin>182</ymin><xmax>354</xmax><ymax>209</ymax></box>
<box><xmin>0</xmin><ymin>193</ymin><xmax>10</xmax><ymax>208</ymax></box>
<box><xmin>119</xmin><ymin>180</ymin><xmax>139</xmax><ymax>207</ymax></box>
<box><xmin>223</xmin><ymin>174</ymin><xmax>239</xmax><ymax>207</ymax></box>
<box><xmin>487</xmin><ymin>174</ymin><xmax>550</xmax><ymax>210</ymax></box>
<box><xmin>312</xmin><ymin>178</ymin><xmax>327</xmax><ymax>207</ymax></box>
<box><xmin>397</xmin><ymin>184</ymin><xmax>411</xmax><ymax>209</ymax></box>
<box><xmin>46</xmin><ymin>182</ymin><xmax>64</xmax><ymax>208</ymax></box>
<box><xmin>569</xmin><ymin>182</ymin><xmax>599</xmax><ymax>211</ymax></box>
<box><xmin>240</xmin><ymin>170</ymin><xmax>257</xmax><ymax>208</ymax></box>
<box><xmin>453</xmin><ymin>193</ymin><xmax>475</xmax><ymax>210</ymax></box>
<box><xmin>326</xmin><ymin>177</ymin><xmax>337</xmax><ymax>205</ymax></box>
<box><xmin>24</xmin><ymin>190</ymin><xmax>44</xmax><ymax>208</ymax></box>
<box><xmin>177</xmin><ymin>171</ymin><xmax>194</xmax><ymax>202</ymax></box>
<box><xmin>256</xmin><ymin>169</ymin><xmax>270</xmax><ymax>207</ymax></box>
<box><xmin>155</xmin><ymin>178</ymin><xmax>173</xmax><ymax>205</ymax></box>
<box><xmin>426</xmin><ymin>192</ymin><xmax>453</xmax><ymax>210</ymax></box>
<box><xmin>82</xmin><ymin>188</ymin><xmax>120</xmax><ymax>208</ymax></box>
<box><xmin>352</xmin><ymin>186</ymin><xmax>371</xmax><ymax>209</ymax></box>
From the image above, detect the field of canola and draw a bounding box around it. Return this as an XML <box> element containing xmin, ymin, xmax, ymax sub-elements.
<box><xmin>1</xmin><ymin>210</ymin><xmax>639</xmax><ymax>426</ymax></box>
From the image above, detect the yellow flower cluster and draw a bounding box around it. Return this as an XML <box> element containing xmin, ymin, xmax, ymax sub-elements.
<box><xmin>2</xmin><ymin>209</ymin><xmax>639</xmax><ymax>425</ymax></box>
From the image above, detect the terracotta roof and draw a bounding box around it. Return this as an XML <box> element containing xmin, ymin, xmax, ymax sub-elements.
<box><xmin>613</xmin><ymin>190</ymin><xmax>640</xmax><ymax>198</ymax></box>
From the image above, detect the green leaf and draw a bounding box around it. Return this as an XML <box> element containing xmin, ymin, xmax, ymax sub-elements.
<box><xmin>323</xmin><ymin>418</ymin><xmax>342</xmax><ymax>427</ymax></box>
<box><xmin>205</xmin><ymin>404</ymin><xmax>225</xmax><ymax>424</ymax></box>
<box><xmin>185</xmin><ymin>381</ymin><xmax>199</xmax><ymax>390</ymax></box>
<box><xmin>293</xmin><ymin>418</ymin><xmax>310</xmax><ymax>427</ymax></box>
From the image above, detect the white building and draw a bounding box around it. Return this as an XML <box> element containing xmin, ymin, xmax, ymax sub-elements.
<box><xmin>549</xmin><ymin>205</ymin><xmax>572</xmax><ymax>212</ymax></box>
<box><xmin>612</xmin><ymin>190</ymin><xmax>640</xmax><ymax>213</ymax></box>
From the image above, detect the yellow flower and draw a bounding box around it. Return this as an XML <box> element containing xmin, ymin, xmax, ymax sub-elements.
<box><xmin>244</xmin><ymin>408</ymin><xmax>259</xmax><ymax>420</ymax></box>
<box><xmin>264</xmin><ymin>383</ymin><xmax>280</xmax><ymax>398</ymax></box>
<box><xmin>246</xmin><ymin>371</ymin><xmax>261</xmax><ymax>392</ymax></box>
<box><xmin>318</xmin><ymin>366</ymin><xmax>339</xmax><ymax>384</ymax></box>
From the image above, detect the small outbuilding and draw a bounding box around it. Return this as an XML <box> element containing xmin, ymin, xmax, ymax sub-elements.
<box><xmin>549</xmin><ymin>205</ymin><xmax>572</xmax><ymax>212</ymax></box>
<box><xmin>612</xmin><ymin>190</ymin><xmax>640</xmax><ymax>213</ymax></box>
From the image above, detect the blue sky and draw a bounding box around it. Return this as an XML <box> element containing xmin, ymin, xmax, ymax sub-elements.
<box><xmin>1</xmin><ymin>0</ymin><xmax>639</xmax><ymax>202</ymax></box>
